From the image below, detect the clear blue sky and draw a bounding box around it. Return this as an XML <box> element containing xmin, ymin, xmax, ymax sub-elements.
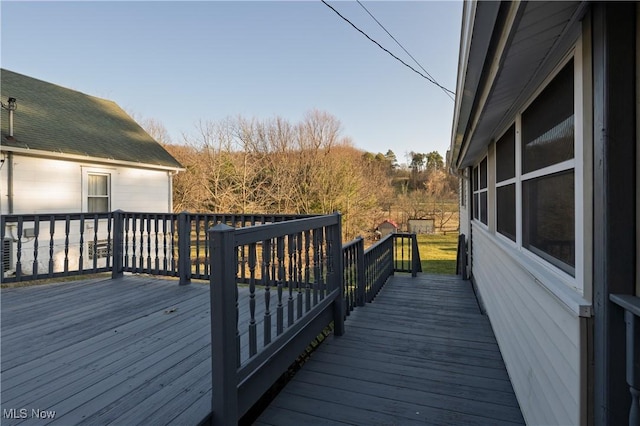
<box><xmin>1</xmin><ymin>1</ymin><xmax>462</xmax><ymax>164</ymax></box>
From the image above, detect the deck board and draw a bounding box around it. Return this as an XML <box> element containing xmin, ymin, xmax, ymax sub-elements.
<box><xmin>257</xmin><ymin>273</ymin><xmax>525</xmax><ymax>425</ymax></box>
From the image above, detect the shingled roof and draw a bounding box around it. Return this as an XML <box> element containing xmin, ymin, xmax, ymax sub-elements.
<box><xmin>0</xmin><ymin>69</ymin><xmax>182</xmax><ymax>170</ymax></box>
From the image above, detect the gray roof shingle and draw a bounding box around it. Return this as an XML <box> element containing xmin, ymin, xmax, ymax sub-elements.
<box><xmin>0</xmin><ymin>69</ymin><xmax>182</xmax><ymax>169</ymax></box>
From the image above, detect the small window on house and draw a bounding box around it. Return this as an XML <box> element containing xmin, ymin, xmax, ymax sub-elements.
<box><xmin>521</xmin><ymin>59</ymin><xmax>575</xmax><ymax>275</ymax></box>
<box><xmin>496</xmin><ymin>125</ymin><xmax>516</xmax><ymax>241</ymax></box>
<box><xmin>88</xmin><ymin>173</ymin><xmax>110</xmax><ymax>212</ymax></box>
<box><xmin>472</xmin><ymin>157</ymin><xmax>488</xmax><ymax>225</ymax></box>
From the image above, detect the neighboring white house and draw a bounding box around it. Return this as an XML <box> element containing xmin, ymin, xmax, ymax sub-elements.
<box><xmin>0</xmin><ymin>69</ymin><xmax>183</xmax><ymax>215</ymax></box>
<box><xmin>1</xmin><ymin>69</ymin><xmax>183</xmax><ymax>278</ymax></box>
<box><xmin>449</xmin><ymin>2</ymin><xmax>638</xmax><ymax>425</ymax></box>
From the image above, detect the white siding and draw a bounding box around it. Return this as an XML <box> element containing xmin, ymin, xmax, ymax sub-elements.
<box><xmin>3</xmin><ymin>154</ymin><xmax>172</xmax><ymax>214</ymax></box>
<box><xmin>471</xmin><ymin>224</ymin><xmax>582</xmax><ymax>426</ymax></box>
<box><xmin>113</xmin><ymin>167</ymin><xmax>171</xmax><ymax>213</ymax></box>
<box><xmin>10</xmin><ymin>155</ymin><xmax>81</xmax><ymax>214</ymax></box>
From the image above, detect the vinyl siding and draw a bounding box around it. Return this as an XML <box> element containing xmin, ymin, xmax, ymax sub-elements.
<box><xmin>4</xmin><ymin>155</ymin><xmax>171</xmax><ymax>215</ymax></box>
<box><xmin>113</xmin><ymin>167</ymin><xmax>170</xmax><ymax>213</ymax></box>
<box><xmin>471</xmin><ymin>224</ymin><xmax>581</xmax><ymax>426</ymax></box>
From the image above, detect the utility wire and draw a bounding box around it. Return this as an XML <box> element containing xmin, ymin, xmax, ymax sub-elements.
<box><xmin>356</xmin><ymin>0</ymin><xmax>455</xmax><ymax>100</ymax></box>
<box><xmin>321</xmin><ymin>0</ymin><xmax>455</xmax><ymax>100</ymax></box>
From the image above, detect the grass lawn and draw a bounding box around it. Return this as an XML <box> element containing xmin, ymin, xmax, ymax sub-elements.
<box><xmin>417</xmin><ymin>233</ymin><xmax>459</xmax><ymax>275</ymax></box>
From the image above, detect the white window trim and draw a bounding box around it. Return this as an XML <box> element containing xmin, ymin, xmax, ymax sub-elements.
<box><xmin>519</xmin><ymin>52</ymin><xmax>583</xmax><ymax>290</ymax></box>
<box><xmin>472</xmin><ymin>156</ymin><xmax>489</xmax><ymax>229</ymax></box>
<box><xmin>484</xmin><ymin>38</ymin><xmax>591</xmax><ymax>297</ymax></box>
<box><xmin>82</xmin><ymin>166</ymin><xmax>114</xmax><ymax>213</ymax></box>
<box><xmin>494</xmin><ymin>125</ymin><xmax>517</xmax><ymax>244</ymax></box>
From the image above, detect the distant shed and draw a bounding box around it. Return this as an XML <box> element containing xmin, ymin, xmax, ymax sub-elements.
<box><xmin>408</xmin><ymin>218</ymin><xmax>435</xmax><ymax>234</ymax></box>
<box><xmin>377</xmin><ymin>220</ymin><xmax>399</xmax><ymax>237</ymax></box>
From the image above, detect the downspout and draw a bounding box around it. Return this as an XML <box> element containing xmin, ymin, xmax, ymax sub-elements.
<box><xmin>168</xmin><ymin>171</ymin><xmax>174</xmax><ymax>213</ymax></box>
<box><xmin>8</xmin><ymin>107</ymin><xmax>14</xmax><ymax>137</ymax></box>
<box><xmin>8</xmin><ymin>152</ymin><xmax>13</xmax><ymax>214</ymax></box>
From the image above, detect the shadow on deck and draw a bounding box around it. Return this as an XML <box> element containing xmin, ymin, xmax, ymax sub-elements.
<box><xmin>256</xmin><ymin>273</ymin><xmax>525</xmax><ymax>425</ymax></box>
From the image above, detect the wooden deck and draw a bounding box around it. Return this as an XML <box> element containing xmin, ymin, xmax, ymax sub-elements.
<box><xmin>1</xmin><ymin>273</ymin><xmax>524</xmax><ymax>425</ymax></box>
<box><xmin>1</xmin><ymin>275</ymin><xmax>215</xmax><ymax>425</ymax></box>
<box><xmin>256</xmin><ymin>273</ymin><xmax>525</xmax><ymax>425</ymax></box>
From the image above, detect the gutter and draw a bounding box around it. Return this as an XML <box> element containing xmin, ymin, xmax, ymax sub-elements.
<box><xmin>8</xmin><ymin>151</ymin><xmax>13</xmax><ymax>214</ymax></box>
<box><xmin>3</xmin><ymin>145</ymin><xmax>184</xmax><ymax>173</ymax></box>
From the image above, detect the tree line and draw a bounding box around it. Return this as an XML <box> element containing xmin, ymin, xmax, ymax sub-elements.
<box><xmin>139</xmin><ymin>110</ymin><xmax>457</xmax><ymax>241</ymax></box>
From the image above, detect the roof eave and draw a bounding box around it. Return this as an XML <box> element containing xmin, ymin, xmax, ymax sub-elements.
<box><xmin>449</xmin><ymin>0</ymin><xmax>502</xmax><ymax>174</ymax></box>
<box><xmin>1</xmin><ymin>145</ymin><xmax>185</xmax><ymax>172</ymax></box>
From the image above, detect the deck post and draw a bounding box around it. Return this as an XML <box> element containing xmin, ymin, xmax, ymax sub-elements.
<box><xmin>356</xmin><ymin>237</ymin><xmax>365</xmax><ymax>307</ymax></box>
<box><xmin>210</xmin><ymin>223</ymin><xmax>239</xmax><ymax>426</ymax></box>
<box><xmin>111</xmin><ymin>210</ymin><xmax>124</xmax><ymax>279</ymax></box>
<box><xmin>331</xmin><ymin>213</ymin><xmax>345</xmax><ymax>336</ymax></box>
<box><xmin>411</xmin><ymin>234</ymin><xmax>419</xmax><ymax>278</ymax></box>
<box><xmin>178</xmin><ymin>211</ymin><xmax>191</xmax><ymax>285</ymax></box>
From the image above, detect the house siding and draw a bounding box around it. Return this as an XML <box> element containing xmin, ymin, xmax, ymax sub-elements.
<box><xmin>471</xmin><ymin>224</ymin><xmax>581</xmax><ymax>426</ymax></box>
<box><xmin>2</xmin><ymin>155</ymin><xmax>172</xmax><ymax>215</ymax></box>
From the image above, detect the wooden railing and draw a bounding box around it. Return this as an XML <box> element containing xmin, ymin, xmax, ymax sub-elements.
<box><xmin>208</xmin><ymin>215</ymin><xmax>422</xmax><ymax>424</ymax></box>
<box><xmin>1</xmin><ymin>212</ymin><xmax>114</xmax><ymax>282</ymax></box>
<box><xmin>610</xmin><ymin>294</ymin><xmax>640</xmax><ymax>426</ymax></box>
<box><xmin>1</xmin><ymin>211</ymin><xmax>313</xmax><ymax>284</ymax></box>
<box><xmin>209</xmin><ymin>213</ymin><xmax>345</xmax><ymax>424</ymax></box>
<box><xmin>2</xmin><ymin>211</ymin><xmax>422</xmax><ymax>425</ymax></box>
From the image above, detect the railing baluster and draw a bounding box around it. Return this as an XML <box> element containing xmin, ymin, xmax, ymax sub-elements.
<box><xmin>154</xmin><ymin>215</ymin><xmax>160</xmax><ymax>274</ymax></box>
<box><xmin>287</xmin><ymin>234</ymin><xmax>295</xmax><ymax>327</ymax></box>
<box><xmin>92</xmin><ymin>214</ymin><xmax>99</xmax><ymax>272</ymax></box>
<box><xmin>145</xmin><ymin>215</ymin><xmax>151</xmax><ymax>272</ymax></box>
<box><xmin>197</xmin><ymin>215</ymin><xmax>204</xmax><ymax>277</ymax></box>
<box><xmin>107</xmin><ymin>212</ymin><xmax>113</xmax><ymax>271</ymax></box>
<box><xmin>131</xmin><ymin>215</ymin><xmax>137</xmax><ymax>272</ymax></box>
<box><xmin>32</xmin><ymin>217</ymin><xmax>40</xmax><ymax>279</ymax></box>
<box><xmin>276</xmin><ymin>236</ymin><xmax>285</xmax><ymax>336</ymax></box>
<box><xmin>263</xmin><ymin>238</ymin><xmax>272</xmax><ymax>346</ymax></box>
<box><xmin>296</xmin><ymin>233</ymin><xmax>303</xmax><ymax>319</ymax></box>
<box><xmin>162</xmin><ymin>215</ymin><xmax>168</xmax><ymax>273</ymax></box>
<box><xmin>249</xmin><ymin>242</ymin><xmax>257</xmax><ymax>357</ymax></box>
<box><xmin>313</xmin><ymin>228</ymin><xmax>320</xmax><ymax>305</ymax></box>
<box><xmin>78</xmin><ymin>215</ymin><xmax>85</xmax><ymax>273</ymax></box>
<box><xmin>48</xmin><ymin>216</ymin><xmax>55</xmax><ymax>277</ymax></box>
<box><xmin>63</xmin><ymin>215</ymin><xmax>70</xmax><ymax>275</ymax></box>
<box><xmin>304</xmin><ymin>230</ymin><xmax>311</xmax><ymax>312</ymax></box>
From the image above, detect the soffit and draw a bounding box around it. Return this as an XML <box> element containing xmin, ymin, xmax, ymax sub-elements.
<box><xmin>458</xmin><ymin>1</ymin><xmax>583</xmax><ymax>169</ymax></box>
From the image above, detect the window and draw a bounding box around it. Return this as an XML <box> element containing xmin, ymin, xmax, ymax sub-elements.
<box><xmin>496</xmin><ymin>125</ymin><xmax>516</xmax><ymax>241</ymax></box>
<box><xmin>87</xmin><ymin>173</ymin><xmax>110</xmax><ymax>212</ymax></box>
<box><xmin>521</xmin><ymin>59</ymin><xmax>575</xmax><ymax>275</ymax></box>
<box><xmin>472</xmin><ymin>157</ymin><xmax>488</xmax><ymax>225</ymax></box>
<box><xmin>523</xmin><ymin>170</ymin><xmax>575</xmax><ymax>272</ymax></box>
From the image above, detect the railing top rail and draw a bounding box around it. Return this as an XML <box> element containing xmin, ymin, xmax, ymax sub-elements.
<box><xmin>610</xmin><ymin>294</ymin><xmax>640</xmax><ymax>316</ymax></box>
<box><xmin>393</xmin><ymin>232</ymin><xmax>416</xmax><ymax>237</ymax></box>
<box><xmin>364</xmin><ymin>233</ymin><xmax>393</xmax><ymax>255</ymax></box>
<box><xmin>1</xmin><ymin>212</ymin><xmax>113</xmax><ymax>222</ymax></box>
<box><xmin>233</xmin><ymin>213</ymin><xmax>340</xmax><ymax>246</ymax></box>
<box><xmin>342</xmin><ymin>236</ymin><xmax>363</xmax><ymax>251</ymax></box>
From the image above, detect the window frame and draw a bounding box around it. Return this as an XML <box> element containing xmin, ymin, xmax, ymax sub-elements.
<box><xmin>481</xmin><ymin>39</ymin><xmax>590</xmax><ymax>294</ymax></box>
<box><xmin>82</xmin><ymin>167</ymin><xmax>113</xmax><ymax>213</ymax></box>
<box><xmin>472</xmin><ymin>156</ymin><xmax>488</xmax><ymax>227</ymax></box>
<box><xmin>495</xmin><ymin>124</ymin><xmax>517</xmax><ymax>242</ymax></box>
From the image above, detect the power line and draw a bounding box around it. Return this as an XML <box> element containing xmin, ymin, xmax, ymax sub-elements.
<box><xmin>356</xmin><ymin>0</ymin><xmax>455</xmax><ymax>100</ymax></box>
<box><xmin>320</xmin><ymin>0</ymin><xmax>455</xmax><ymax>100</ymax></box>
